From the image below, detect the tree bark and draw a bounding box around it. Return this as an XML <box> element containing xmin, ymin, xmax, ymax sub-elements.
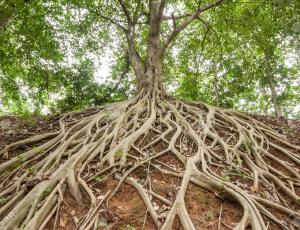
<box><xmin>134</xmin><ymin>0</ymin><xmax>166</xmax><ymax>96</ymax></box>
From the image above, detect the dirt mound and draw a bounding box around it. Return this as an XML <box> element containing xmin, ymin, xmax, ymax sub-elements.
<box><xmin>0</xmin><ymin>109</ymin><xmax>299</xmax><ymax>230</ymax></box>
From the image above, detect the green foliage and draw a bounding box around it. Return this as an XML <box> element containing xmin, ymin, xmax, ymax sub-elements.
<box><xmin>0</xmin><ymin>0</ymin><xmax>299</xmax><ymax>117</ymax></box>
<box><xmin>94</xmin><ymin>175</ymin><xmax>103</xmax><ymax>183</ymax></box>
<box><xmin>120</xmin><ymin>224</ymin><xmax>136</xmax><ymax>230</ymax></box>
<box><xmin>0</xmin><ymin>0</ymin><xmax>130</xmax><ymax>114</ymax></box>
<box><xmin>171</xmin><ymin>0</ymin><xmax>300</xmax><ymax>117</ymax></box>
<box><xmin>115</xmin><ymin>149</ymin><xmax>127</xmax><ymax>160</ymax></box>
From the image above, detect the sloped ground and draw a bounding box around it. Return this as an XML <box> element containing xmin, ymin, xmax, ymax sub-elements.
<box><xmin>0</xmin><ymin>112</ymin><xmax>299</xmax><ymax>230</ymax></box>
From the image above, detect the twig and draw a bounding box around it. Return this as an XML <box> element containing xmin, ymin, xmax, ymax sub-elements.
<box><xmin>218</xmin><ymin>204</ymin><xmax>222</xmax><ymax>230</ymax></box>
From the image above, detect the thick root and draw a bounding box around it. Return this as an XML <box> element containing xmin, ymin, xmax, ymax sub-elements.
<box><xmin>0</xmin><ymin>93</ymin><xmax>299</xmax><ymax>229</ymax></box>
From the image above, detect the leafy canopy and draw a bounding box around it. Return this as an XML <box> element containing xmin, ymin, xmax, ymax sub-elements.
<box><xmin>0</xmin><ymin>0</ymin><xmax>299</xmax><ymax>117</ymax></box>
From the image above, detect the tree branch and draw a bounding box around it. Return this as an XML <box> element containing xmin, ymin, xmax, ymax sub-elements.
<box><xmin>95</xmin><ymin>11</ymin><xmax>127</xmax><ymax>32</ymax></box>
<box><xmin>117</xmin><ymin>0</ymin><xmax>133</xmax><ymax>26</ymax></box>
<box><xmin>158</xmin><ymin>0</ymin><xmax>166</xmax><ymax>18</ymax></box>
<box><xmin>132</xmin><ymin>0</ymin><xmax>143</xmax><ymax>24</ymax></box>
<box><xmin>146</xmin><ymin>0</ymin><xmax>166</xmax><ymax>58</ymax></box>
<box><xmin>161</xmin><ymin>0</ymin><xmax>225</xmax><ymax>55</ymax></box>
<box><xmin>198</xmin><ymin>17</ymin><xmax>223</xmax><ymax>58</ymax></box>
<box><xmin>73</xmin><ymin>1</ymin><xmax>127</xmax><ymax>32</ymax></box>
<box><xmin>115</xmin><ymin>0</ymin><xmax>144</xmax><ymax>82</ymax></box>
<box><xmin>82</xmin><ymin>1</ymin><xmax>142</xmax><ymax>80</ymax></box>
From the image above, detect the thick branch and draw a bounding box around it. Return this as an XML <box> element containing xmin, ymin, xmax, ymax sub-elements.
<box><xmin>82</xmin><ymin>4</ymin><xmax>143</xmax><ymax>83</ymax></box>
<box><xmin>114</xmin><ymin>0</ymin><xmax>144</xmax><ymax>84</ymax></box>
<box><xmin>149</xmin><ymin>0</ymin><xmax>165</xmax><ymax>37</ymax></box>
<box><xmin>125</xmin><ymin>33</ymin><xmax>143</xmax><ymax>84</ymax></box>
<box><xmin>145</xmin><ymin>0</ymin><xmax>166</xmax><ymax>60</ymax></box>
<box><xmin>162</xmin><ymin>13</ymin><xmax>192</xmax><ymax>21</ymax></box>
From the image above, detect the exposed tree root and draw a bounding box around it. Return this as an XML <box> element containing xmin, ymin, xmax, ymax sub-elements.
<box><xmin>0</xmin><ymin>93</ymin><xmax>300</xmax><ymax>229</ymax></box>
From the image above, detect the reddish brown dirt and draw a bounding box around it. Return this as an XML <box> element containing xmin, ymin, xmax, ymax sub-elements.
<box><xmin>185</xmin><ymin>183</ymin><xmax>243</xmax><ymax>230</ymax></box>
<box><xmin>45</xmin><ymin>191</ymin><xmax>91</xmax><ymax>230</ymax></box>
<box><xmin>0</xmin><ymin>113</ymin><xmax>299</xmax><ymax>229</ymax></box>
<box><xmin>0</xmin><ymin>115</ymin><xmax>58</xmax><ymax>162</ymax></box>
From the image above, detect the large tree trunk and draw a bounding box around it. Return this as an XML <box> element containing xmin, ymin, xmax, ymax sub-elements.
<box><xmin>127</xmin><ymin>0</ymin><xmax>165</xmax><ymax>97</ymax></box>
<box><xmin>141</xmin><ymin>57</ymin><xmax>165</xmax><ymax>95</ymax></box>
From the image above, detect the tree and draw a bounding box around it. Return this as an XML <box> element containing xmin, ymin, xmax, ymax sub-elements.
<box><xmin>173</xmin><ymin>0</ymin><xmax>299</xmax><ymax>118</ymax></box>
<box><xmin>0</xmin><ymin>1</ymin><xmax>300</xmax><ymax>229</ymax></box>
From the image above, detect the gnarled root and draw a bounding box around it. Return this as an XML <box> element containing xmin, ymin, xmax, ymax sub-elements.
<box><xmin>0</xmin><ymin>93</ymin><xmax>299</xmax><ymax>229</ymax></box>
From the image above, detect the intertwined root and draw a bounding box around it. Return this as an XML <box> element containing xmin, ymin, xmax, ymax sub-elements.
<box><xmin>0</xmin><ymin>94</ymin><xmax>299</xmax><ymax>230</ymax></box>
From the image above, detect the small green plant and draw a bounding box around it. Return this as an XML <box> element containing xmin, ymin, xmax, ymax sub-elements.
<box><xmin>94</xmin><ymin>175</ymin><xmax>103</xmax><ymax>183</ymax></box>
<box><xmin>223</xmin><ymin>175</ymin><xmax>230</xmax><ymax>182</ymax></box>
<box><xmin>97</xmin><ymin>221</ymin><xmax>107</xmax><ymax>228</ymax></box>
<box><xmin>221</xmin><ymin>165</ymin><xmax>232</xmax><ymax>182</ymax></box>
<box><xmin>115</xmin><ymin>149</ymin><xmax>127</xmax><ymax>160</ymax></box>
<box><xmin>105</xmin><ymin>111</ymin><xmax>112</xmax><ymax>117</ymax></box>
<box><xmin>205</xmin><ymin>208</ymin><xmax>213</xmax><ymax>221</ymax></box>
<box><xmin>13</xmin><ymin>155</ymin><xmax>25</xmax><ymax>169</ymax></box>
<box><xmin>120</xmin><ymin>224</ymin><xmax>136</xmax><ymax>230</ymax></box>
<box><xmin>19</xmin><ymin>113</ymin><xmax>37</xmax><ymax>127</ymax></box>
<box><xmin>237</xmin><ymin>158</ymin><xmax>243</xmax><ymax>166</ymax></box>
<box><xmin>13</xmin><ymin>162</ymin><xmax>22</xmax><ymax>169</ymax></box>
<box><xmin>115</xmin><ymin>149</ymin><xmax>123</xmax><ymax>158</ymax></box>
<box><xmin>237</xmin><ymin>170</ymin><xmax>247</xmax><ymax>179</ymax></box>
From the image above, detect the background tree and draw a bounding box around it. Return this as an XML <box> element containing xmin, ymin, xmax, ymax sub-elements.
<box><xmin>173</xmin><ymin>0</ymin><xmax>300</xmax><ymax>118</ymax></box>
